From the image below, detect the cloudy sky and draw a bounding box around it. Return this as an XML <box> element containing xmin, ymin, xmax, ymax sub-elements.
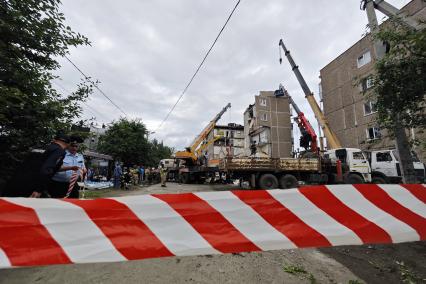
<box><xmin>54</xmin><ymin>0</ymin><xmax>409</xmax><ymax>150</ymax></box>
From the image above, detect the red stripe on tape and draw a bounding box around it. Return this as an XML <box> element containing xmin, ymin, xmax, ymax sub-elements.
<box><xmin>233</xmin><ymin>190</ymin><xmax>331</xmax><ymax>248</ymax></box>
<box><xmin>66</xmin><ymin>199</ymin><xmax>174</xmax><ymax>260</ymax></box>
<box><xmin>299</xmin><ymin>185</ymin><xmax>392</xmax><ymax>244</ymax></box>
<box><xmin>354</xmin><ymin>184</ymin><xmax>426</xmax><ymax>240</ymax></box>
<box><xmin>153</xmin><ymin>193</ymin><xmax>260</xmax><ymax>253</ymax></box>
<box><xmin>0</xmin><ymin>199</ymin><xmax>71</xmax><ymax>266</ymax></box>
<box><xmin>401</xmin><ymin>184</ymin><xmax>426</xmax><ymax>203</ymax></box>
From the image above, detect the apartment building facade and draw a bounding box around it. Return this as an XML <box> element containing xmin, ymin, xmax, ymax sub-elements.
<box><xmin>243</xmin><ymin>91</ymin><xmax>292</xmax><ymax>158</ymax></box>
<box><xmin>205</xmin><ymin>123</ymin><xmax>245</xmax><ymax>166</ymax></box>
<box><xmin>320</xmin><ymin>0</ymin><xmax>425</xmax><ymax>162</ymax></box>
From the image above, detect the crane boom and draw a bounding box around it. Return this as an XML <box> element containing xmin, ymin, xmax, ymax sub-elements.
<box><xmin>175</xmin><ymin>103</ymin><xmax>231</xmax><ymax>162</ymax></box>
<box><xmin>275</xmin><ymin>84</ymin><xmax>318</xmax><ymax>152</ymax></box>
<box><xmin>278</xmin><ymin>39</ymin><xmax>342</xmax><ymax>149</ymax></box>
<box><xmin>361</xmin><ymin>0</ymin><xmax>422</xmax><ymax>31</ymax></box>
<box><xmin>189</xmin><ymin>103</ymin><xmax>231</xmax><ymax>153</ymax></box>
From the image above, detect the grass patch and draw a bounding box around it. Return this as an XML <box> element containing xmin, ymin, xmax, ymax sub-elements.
<box><xmin>80</xmin><ymin>188</ymin><xmax>113</xmax><ymax>199</ymax></box>
<box><xmin>396</xmin><ymin>261</ymin><xmax>425</xmax><ymax>284</ymax></box>
<box><xmin>283</xmin><ymin>264</ymin><xmax>317</xmax><ymax>283</ymax></box>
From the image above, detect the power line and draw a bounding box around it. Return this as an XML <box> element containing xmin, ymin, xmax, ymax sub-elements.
<box><xmin>53</xmin><ymin>81</ymin><xmax>109</xmax><ymax>122</ymax></box>
<box><xmin>154</xmin><ymin>0</ymin><xmax>242</xmax><ymax>132</ymax></box>
<box><xmin>64</xmin><ymin>55</ymin><xmax>128</xmax><ymax>117</ymax></box>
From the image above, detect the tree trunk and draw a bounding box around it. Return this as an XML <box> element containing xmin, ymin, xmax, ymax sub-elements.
<box><xmin>394</xmin><ymin>116</ymin><xmax>417</xmax><ymax>183</ymax></box>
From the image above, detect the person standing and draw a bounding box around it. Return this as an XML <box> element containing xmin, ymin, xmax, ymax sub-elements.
<box><xmin>50</xmin><ymin>137</ymin><xmax>86</xmax><ymax>198</ymax></box>
<box><xmin>3</xmin><ymin>131</ymin><xmax>71</xmax><ymax>198</ymax></box>
<box><xmin>160</xmin><ymin>163</ymin><xmax>168</xmax><ymax>188</ymax></box>
<box><xmin>139</xmin><ymin>165</ymin><xmax>145</xmax><ymax>184</ymax></box>
<box><xmin>113</xmin><ymin>163</ymin><xmax>122</xmax><ymax>189</ymax></box>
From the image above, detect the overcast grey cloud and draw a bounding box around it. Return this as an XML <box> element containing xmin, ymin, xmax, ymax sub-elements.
<box><xmin>54</xmin><ymin>0</ymin><xmax>409</xmax><ymax>150</ymax></box>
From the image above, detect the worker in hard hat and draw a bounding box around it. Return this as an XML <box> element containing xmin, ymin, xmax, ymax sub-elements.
<box><xmin>160</xmin><ymin>163</ymin><xmax>168</xmax><ymax>187</ymax></box>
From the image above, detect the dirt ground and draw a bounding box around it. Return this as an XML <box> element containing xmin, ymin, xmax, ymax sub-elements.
<box><xmin>1</xmin><ymin>182</ymin><xmax>425</xmax><ymax>284</ymax></box>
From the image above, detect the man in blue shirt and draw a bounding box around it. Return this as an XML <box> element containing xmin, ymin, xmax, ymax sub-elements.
<box><xmin>51</xmin><ymin>137</ymin><xmax>86</xmax><ymax>198</ymax></box>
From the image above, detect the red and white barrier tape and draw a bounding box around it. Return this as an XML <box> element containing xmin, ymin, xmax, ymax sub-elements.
<box><xmin>0</xmin><ymin>184</ymin><xmax>424</xmax><ymax>268</ymax></box>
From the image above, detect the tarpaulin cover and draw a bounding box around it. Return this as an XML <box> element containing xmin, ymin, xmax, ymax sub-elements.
<box><xmin>0</xmin><ymin>184</ymin><xmax>424</xmax><ymax>268</ymax></box>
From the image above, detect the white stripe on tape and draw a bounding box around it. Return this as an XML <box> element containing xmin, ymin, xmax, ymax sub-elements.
<box><xmin>5</xmin><ymin>198</ymin><xmax>125</xmax><ymax>263</ymax></box>
<box><xmin>378</xmin><ymin>184</ymin><xmax>426</xmax><ymax>218</ymax></box>
<box><xmin>268</xmin><ymin>189</ymin><xmax>363</xmax><ymax>246</ymax></box>
<box><xmin>0</xmin><ymin>248</ymin><xmax>11</xmax><ymax>268</ymax></box>
<box><xmin>114</xmin><ymin>195</ymin><xmax>220</xmax><ymax>256</ymax></box>
<box><xmin>326</xmin><ymin>185</ymin><xmax>420</xmax><ymax>243</ymax></box>
<box><xmin>195</xmin><ymin>191</ymin><xmax>296</xmax><ymax>250</ymax></box>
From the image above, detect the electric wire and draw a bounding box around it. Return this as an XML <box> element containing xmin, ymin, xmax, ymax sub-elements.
<box><xmin>154</xmin><ymin>0</ymin><xmax>242</xmax><ymax>132</ymax></box>
<box><xmin>64</xmin><ymin>56</ymin><xmax>128</xmax><ymax>117</ymax></box>
<box><xmin>53</xmin><ymin>81</ymin><xmax>109</xmax><ymax>122</ymax></box>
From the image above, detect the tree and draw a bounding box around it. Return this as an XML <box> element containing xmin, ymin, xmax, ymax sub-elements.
<box><xmin>0</xmin><ymin>0</ymin><xmax>93</xmax><ymax>189</ymax></box>
<box><xmin>370</xmin><ymin>18</ymin><xmax>426</xmax><ymax>183</ymax></box>
<box><xmin>98</xmin><ymin>118</ymin><xmax>174</xmax><ymax>167</ymax></box>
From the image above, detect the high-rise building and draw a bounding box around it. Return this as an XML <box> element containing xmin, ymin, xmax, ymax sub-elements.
<box><xmin>320</xmin><ymin>0</ymin><xmax>425</xmax><ymax>162</ymax></box>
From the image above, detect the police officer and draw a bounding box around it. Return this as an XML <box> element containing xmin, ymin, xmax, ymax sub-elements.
<box><xmin>49</xmin><ymin>136</ymin><xmax>85</xmax><ymax>198</ymax></box>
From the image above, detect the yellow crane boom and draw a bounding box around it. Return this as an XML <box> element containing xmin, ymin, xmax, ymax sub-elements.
<box><xmin>279</xmin><ymin>39</ymin><xmax>342</xmax><ymax>149</ymax></box>
<box><xmin>175</xmin><ymin>103</ymin><xmax>231</xmax><ymax>162</ymax></box>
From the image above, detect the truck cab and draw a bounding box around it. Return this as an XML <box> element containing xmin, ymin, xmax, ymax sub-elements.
<box><xmin>365</xmin><ymin>150</ymin><xmax>425</xmax><ymax>183</ymax></box>
<box><xmin>325</xmin><ymin>148</ymin><xmax>372</xmax><ymax>183</ymax></box>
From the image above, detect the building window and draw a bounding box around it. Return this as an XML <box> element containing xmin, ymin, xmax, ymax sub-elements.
<box><xmin>260</xmin><ymin>113</ymin><xmax>268</xmax><ymax>121</ymax></box>
<box><xmin>359</xmin><ymin>76</ymin><xmax>374</xmax><ymax>92</ymax></box>
<box><xmin>260</xmin><ymin>98</ymin><xmax>267</xmax><ymax>106</ymax></box>
<box><xmin>260</xmin><ymin>131</ymin><xmax>268</xmax><ymax>143</ymax></box>
<box><xmin>363</xmin><ymin>100</ymin><xmax>377</xmax><ymax>115</ymax></box>
<box><xmin>366</xmin><ymin>127</ymin><xmax>381</xmax><ymax>140</ymax></box>
<box><xmin>357</xmin><ymin>51</ymin><xmax>371</xmax><ymax>68</ymax></box>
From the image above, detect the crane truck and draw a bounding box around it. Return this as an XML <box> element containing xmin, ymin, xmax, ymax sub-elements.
<box><xmin>219</xmin><ymin>40</ymin><xmax>372</xmax><ymax>189</ymax></box>
<box><xmin>175</xmin><ymin>103</ymin><xmax>231</xmax><ymax>184</ymax></box>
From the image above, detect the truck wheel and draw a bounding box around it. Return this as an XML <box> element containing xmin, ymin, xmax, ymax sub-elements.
<box><xmin>259</xmin><ymin>174</ymin><xmax>279</xmax><ymax>189</ymax></box>
<box><xmin>344</xmin><ymin>173</ymin><xmax>364</xmax><ymax>184</ymax></box>
<box><xmin>179</xmin><ymin>173</ymin><xmax>190</xmax><ymax>184</ymax></box>
<box><xmin>372</xmin><ymin>176</ymin><xmax>387</xmax><ymax>184</ymax></box>
<box><xmin>279</xmin><ymin>174</ymin><xmax>298</xmax><ymax>189</ymax></box>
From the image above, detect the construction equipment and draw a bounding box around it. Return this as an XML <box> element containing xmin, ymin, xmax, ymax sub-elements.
<box><xmin>360</xmin><ymin>0</ymin><xmax>422</xmax><ymax>31</ymax></box>
<box><xmin>360</xmin><ymin>0</ymin><xmax>424</xmax><ymax>59</ymax></box>
<box><xmin>277</xmin><ymin>39</ymin><xmax>371</xmax><ymax>184</ymax></box>
<box><xmin>279</xmin><ymin>39</ymin><xmax>342</xmax><ymax>150</ymax></box>
<box><xmin>175</xmin><ymin>103</ymin><xmax>231</xmax><ymax>183</ymax></box>
<box><xmin>274</xmin><ymin>84</ymin><xmax>318</xmax><ymax>153</ymax></box>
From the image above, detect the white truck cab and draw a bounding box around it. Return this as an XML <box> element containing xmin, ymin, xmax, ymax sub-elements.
<box><xmin>365</xmin><ymin>150</ymin><xmax>425</xmax><ymax>183</ymax></box>
<box><xmin>325</xmin><ymin>148</ymin><xmax>372</xmax><ymax>183</ymax></box>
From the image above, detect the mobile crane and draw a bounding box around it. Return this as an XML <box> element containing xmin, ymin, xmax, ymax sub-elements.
<box><xmin>175</xmin><ymin>103</ymin><xmax>231</xmax><ymax>183</ymax></box>
<box><xmin>278</xmin><ymin>39</ymin><xmax>371</xmax><ymax>184</ymax></box>
<box><xmin>274</xmin><ymin>84</ymin><xmax>318</xmax><ymax>154</ymax></box>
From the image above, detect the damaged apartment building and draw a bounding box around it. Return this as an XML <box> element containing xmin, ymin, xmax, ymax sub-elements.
<box><xmin>244</xmin><ymin>91</ymin><xmax>293</xmax><ymax>158</ymax></box>
<box><xmin>206</xmin><ymin>123</ymin><xmax>245</xmax><ymax>166</ymax></box>
<box><xmin>320</xmin><ymin>0</ymin><xmax>425</xmax><ymax>162</ymax></box>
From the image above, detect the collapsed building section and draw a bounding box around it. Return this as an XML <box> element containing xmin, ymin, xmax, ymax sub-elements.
<box><xmin>243</xmin><ymin>91</ymin><xmax>293</xmax><ymax>158</ymax></box>
<box><xmin>206</xmin><ymin>123</ymin><xmax>245</xmax><ymax>166</ymax></box>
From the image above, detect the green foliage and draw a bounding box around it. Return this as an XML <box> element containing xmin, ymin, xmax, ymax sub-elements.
<box><xmin>370</xmin><ymin>18</ymin><xmax>426</xmax><ymax>135</ymax></box>
<box><xmin>98</xmin><ymin>118</ymin><xmax>174</xmax><ymax>167</ymax></box>
<box><xmin>0</xmin><ymin>0</ymin><xmax>93</xmax><ymax>188</ymax></box>
<box><xmin>282</xmin><ymin>264</ymin><xmax>317</xmax><ymax>283</ymax></box>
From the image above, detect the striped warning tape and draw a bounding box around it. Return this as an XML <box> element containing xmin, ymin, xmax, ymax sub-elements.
<box><xmin>0</xmin><ymin>184</ymin><xmax>424</xmax><ymax>268</ymax></box>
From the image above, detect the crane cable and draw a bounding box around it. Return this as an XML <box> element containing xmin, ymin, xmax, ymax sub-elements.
<box><xmin>154</xmin><ymin>0</ymin><xmax>242</xmax><ymax>133</ymax></box>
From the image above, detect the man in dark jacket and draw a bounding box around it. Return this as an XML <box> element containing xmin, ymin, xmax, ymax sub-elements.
<box><xmin>3</xmin><ymin>132</ymin><xmax>73</xmax><ymax>197</ymax></box>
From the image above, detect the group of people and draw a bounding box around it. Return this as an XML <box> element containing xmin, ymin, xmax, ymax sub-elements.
<box><xmin>112</xmin><ymin>163</ymin><xmax>169</xmax><ymax>189</ymax></box>
<box><xmin>3</xmin><ymin>132</ymin><xmax>86</xmax><ymax>198</ymax></box>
